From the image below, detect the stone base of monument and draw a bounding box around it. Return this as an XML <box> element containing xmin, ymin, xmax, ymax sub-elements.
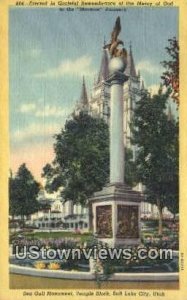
<box><xmin>89</xmin><ymin>183</ymin><xmax>142</xmax><ymax>248</ymax></box>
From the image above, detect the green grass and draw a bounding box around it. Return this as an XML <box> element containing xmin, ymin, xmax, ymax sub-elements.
<box><xmin>12</xmin><ymin>231</ymin><xmax>93</xmax><ymax>242</ymax></box>
<box><xmin>10</xmin><ymin>219</ymin><xmax>178</xmax><ymax>242</ymax></box>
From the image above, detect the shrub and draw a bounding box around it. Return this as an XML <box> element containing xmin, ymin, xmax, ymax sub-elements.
<box><xmin>48</xmin><ymin>262</ymin><xmax>61</xmax><ymax>270</ymax></box>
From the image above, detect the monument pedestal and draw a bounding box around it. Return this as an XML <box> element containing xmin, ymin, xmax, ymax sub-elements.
<box><xmin>89</xmin><ymin>183</ymin><xmax>142</xmax><ymax>247</ymax></box>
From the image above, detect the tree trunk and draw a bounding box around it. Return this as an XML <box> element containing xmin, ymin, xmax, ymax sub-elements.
<box><xmin>21</xmin><ymin>215</ymin><xmax>25</xmax><ymax>228</ymax></box>
<box><xmin>157</xmin><ymin>199</ymin><xmax>163</xmax><ymax>235</ymax></box>
<box><xmin>88</xmin><ymin>202</ymin><xmax>93</xmax><ymax>232</ymax></box>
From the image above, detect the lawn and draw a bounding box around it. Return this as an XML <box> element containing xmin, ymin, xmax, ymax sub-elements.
<box><xmin>10</xmin><ymin>219</ymin><xmax>178</xmax><ymax>243</ymax></box>
<box><xmin>141</xmin><ymin>219</ymin><xmax>178</xmax><ymax>236</ymax></box>
<box><xmin>11</xmin><ymin>231</ymin><xmax>93</xmax><ymax>242</ymax></box>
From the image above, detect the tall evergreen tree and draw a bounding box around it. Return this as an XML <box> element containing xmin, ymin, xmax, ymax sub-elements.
<box><xmin>132</xmin><ymin>89</ymin><xmax>179</xmax><ymax>234</ymax></box>
<box><xmin>9</xmin><ymin>164</ymin><xmax>40</xmax><ymax>221</ymax></box>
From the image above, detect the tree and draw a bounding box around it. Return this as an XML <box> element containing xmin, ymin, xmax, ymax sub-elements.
<box><xmin>9</xmin><ymin>173</ymin><xmax>19</xmax><ymax>219</ymax></box>
<box><xmin>124</xmin><ymin>148</ymin><xmax>138</xmax><ymax>187</ymax></box>
<box><xmin>43</xmin><ymin>112</ymin><xmax>138</xmax><ymax>206</ymax></box>
<box><xmin>161</xmin><ymin>37</ymin><xmax>179</xmax><ymax>105</ymax></box>
<box><xmin>9</xmin><ymin>164</ymin><xmax>40</xmax><ymax>221</ymax></box>
<box><xmin>132</xmin><ymin>89</ymin><xmax>179</xmax><ymax>234</ymax></box>
<box><xmin>42</xmin><ymin>113</ymin><xmax>110</xmax><ymax>206</ymax></box>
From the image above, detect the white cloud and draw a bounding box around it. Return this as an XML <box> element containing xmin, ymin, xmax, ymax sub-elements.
<box><xmin>35</xmin><ymin>105</ymin><xmax>65</xmax><ymax>117</ymax></box>
<box><xmin>35</xmin><ymin>55</ymin><xmax>95</xmax><ymax>79</ymax></box>
<box><xmin>136</xmin><ymin>60</ymin><xmax>162</xmax><ymax>75</ymax></box>
<box><xmin>12</xmin><ymin>123</ymin><xmax>61</xmax><ymax>142</ymax></box>
<box><xmin>19</xmin><ymin>103</ymin><xmax>36</xmax><ymax>113</ymax></box>
<box><xmin>29</xmin><ymin>48</ymin><xmax>41</xmax><ymax>58</ymax></box>
<box><xmin>18</xmin><ymin>100</ymin><xmax>71</xmax><ymax>118</ymax></box>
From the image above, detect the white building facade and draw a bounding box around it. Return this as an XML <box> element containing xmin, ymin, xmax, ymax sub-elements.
<box><xmin>27</xmin><ymin>198</ymin><xmax>89</xmax><ymax>232</ymax></box>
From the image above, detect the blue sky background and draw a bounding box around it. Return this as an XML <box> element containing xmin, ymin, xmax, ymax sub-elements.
<box><xmin>9</xmin><ymin>7</ymin><xmax>178</xmax><ymax>180</ymax></box>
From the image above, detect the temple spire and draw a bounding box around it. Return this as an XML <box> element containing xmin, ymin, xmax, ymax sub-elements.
<box><xmin>125</xmin><ymin>43</ymin><xmax>137</xmax><ymax>77</ymax></box>
<box><xmin>97</xmin><ymin>47</ymin><xmax>109</xmax><ymax>84</ymax></box>
<box><xmin>141</xmin><ymin>79</ymin><xmax>145</xmax><ymax>90</ymax></box>
<box><xmin>103</xmin><ymin>36</ymin><xmax>106</xmax><ymax>47</ymax></box>
<box><xmin>80</xmin><ymin>76</ymin><xmax>88</xmax><ymax>106</ymax></box>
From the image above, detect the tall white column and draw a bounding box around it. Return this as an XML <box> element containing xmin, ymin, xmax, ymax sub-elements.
<box><xmin>110</xmin><ymin>83</ymin><xmax>125</xmax><ymax>183</ymax></box>
<box><xmin>107</xmin><ymin>58</ymin><xmax>128</xmax><ymax>184</ymax></box>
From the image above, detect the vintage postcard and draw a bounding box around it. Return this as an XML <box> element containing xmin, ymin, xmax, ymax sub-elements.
<box><xmin>0</xmin><ymin>0</ymin><xmax>187</xmax><ymax>299</ymax></box>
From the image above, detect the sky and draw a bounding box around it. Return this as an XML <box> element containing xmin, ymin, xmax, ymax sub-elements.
<box><xmin>9</xmin><ymin>7</ymin><xmax>178</xmax><ymax>182</ymax></box>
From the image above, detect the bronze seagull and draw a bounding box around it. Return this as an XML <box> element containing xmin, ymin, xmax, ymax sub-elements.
<box><xmin>104</xmin><ymin>16</ymin><xmax>127</xmax><ymax>61</ymax></box>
